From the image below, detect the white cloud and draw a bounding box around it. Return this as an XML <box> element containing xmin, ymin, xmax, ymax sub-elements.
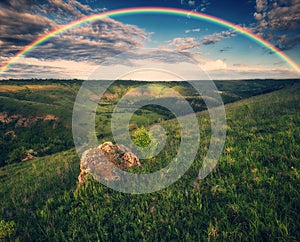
<box><xmin>168</xmin><ymin>37</ymin><xmax>200</xmax><ymax>51</ymax></box>
<box><xmin>165</xmin><ymin>30</ymin><xmax>236</xmax><ymax>51</ymax></box>
<box><xmin>254</xmin><ymin>12</ymin><xmax>264</xmax><ymax>21</ymax></box>
<box><xmin>201</xmin><ymin>59</ymin><xmax>227</xmax><ymax>71</ymax></box>
<box><xmin>2</xmin><ymin>57</ymin><xmax>98</xmax><ymax>79</ymax></box>
<box><xmin>185</xmin><ymin>28</ymin><xmax>201</xmax><ymax>33</ymax></box>
<box><xmin>208</xmin><ymin>66</ymin><xmax>299</xmax><ymax>80</ymax></box>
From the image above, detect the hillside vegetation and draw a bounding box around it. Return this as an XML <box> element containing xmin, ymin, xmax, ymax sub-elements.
<box><xmin>0</xmin><ymin>79</ymin><xmax>297</xmax><ymax>167</ymax></box>
<box><xmin>0</xmin><ymin>81</ymin><xmax>299</xmax><ymax>241</ymax></box>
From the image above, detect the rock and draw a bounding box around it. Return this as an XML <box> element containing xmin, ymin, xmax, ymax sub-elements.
<box><xmin>78</xmin><ymin>142</ymin><xmax>140</xmax><ymax>185</ymax></box>
<box><xmin>122</xmin><ymin>152</ymin><xmax>140</xmax><ymax>168</ymax></box>
<box><xmin>21</xmin><ymin>153</ymin><xmax>35</xmax><ymax>162</ymax></box>
<box><xmin>4</xmin><ymin>130</ymin><xmax>16</xmax><ymax>139</ymax></box>
<box><xmin>21</xmin><ymin>149</ymin><xmax>36</xmax><ymax>162</ymax></box>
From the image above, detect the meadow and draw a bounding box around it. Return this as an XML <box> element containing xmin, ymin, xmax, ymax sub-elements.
<box><xmin>0</xmin><ymin>79</ymin><xmax>299</xmax><ymax>241</ymax></box>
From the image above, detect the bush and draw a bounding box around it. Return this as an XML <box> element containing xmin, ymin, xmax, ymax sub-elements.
<box><xmin>131</xmin><ymin>126</ymin><xmax>159</xmax><ymax>159</ymax></box>
<box><xmin>131</xmin><ymin>126</ymin><xmax>151</xmax><ymax>148</ymax></box>
<box><xmin>7</xmin><ymin>147</ymin><xmax>27</xmax><ymax>164</ymax></box>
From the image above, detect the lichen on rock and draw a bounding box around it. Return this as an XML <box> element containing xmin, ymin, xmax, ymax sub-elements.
<box><xmin>78</xmin><ymin>141</ymin><xmax>140</xmax><ymax>185</ymax></box>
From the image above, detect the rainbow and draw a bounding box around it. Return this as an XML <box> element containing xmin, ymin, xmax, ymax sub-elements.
<box><xmin>0</xmin><ymin>7</ymin><xmax>300</xmax><ymax>75</ymax></box>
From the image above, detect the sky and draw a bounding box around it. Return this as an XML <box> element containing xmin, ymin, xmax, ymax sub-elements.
<box><xmin>0</xmin><ymin>0</ymin><xmax>299</xmax><ymax>80</ymax></box>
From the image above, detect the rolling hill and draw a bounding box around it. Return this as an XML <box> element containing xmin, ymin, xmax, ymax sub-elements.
<box><xmin>0</xmin><ymin>79</ymin><xmax>298</xmax><ymax>167</ymax></box>
<box><xmin>0</xmin><ymin>80</ymin><xmax>299</xmax><ymax>240</ymax></box>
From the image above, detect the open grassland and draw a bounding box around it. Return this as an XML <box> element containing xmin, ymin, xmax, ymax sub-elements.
<box><xmin>0</xmin><ymin>84</ymin><xmax>66</xmax><ymax>93</ymax></box>
<box><xmin>0</xmin><ymin>82</ymin><xmax>299</xmax><ymax>241</ymax></box>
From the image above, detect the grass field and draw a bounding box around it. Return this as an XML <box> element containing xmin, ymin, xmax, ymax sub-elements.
<box><xmin>0</xmin><ymin>84</ymin><xmax>65</xmax><ymax>93</ymax></box>
<box><xmin>0</xmin><ymin>80</ymin><xmax>299</xmax><ymax>240</ymax></box>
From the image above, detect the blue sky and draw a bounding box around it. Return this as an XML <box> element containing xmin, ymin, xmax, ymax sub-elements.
<box><xmin>0</xmin><ymin>0</ymin><xmax>299</xmax><ymax>80</ymax></box>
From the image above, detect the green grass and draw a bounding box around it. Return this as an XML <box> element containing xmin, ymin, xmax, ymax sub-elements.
<box><xmin>0</xmin><ymin>150</ymin><xmax>79</xmax><ymax>240</ymax></box>
<box><xmin>0</xmin><ymin>81</ymin><xmax>299</xmax><ymax>241</ymax></box>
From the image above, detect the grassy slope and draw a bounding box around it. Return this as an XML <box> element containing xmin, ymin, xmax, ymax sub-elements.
<box><xmin>0</xmin><ymin>79</ymin><xmax>297</xmax><ymax>123</ymax></box>
<box><xmin>0</xmin><ymin>83</ymin><xmax>79</xmax><ymax>125</ymax></box>
<box><xmin>0</xmin><ymin>83</ymin><xmax>78</xmax><ymax>166</ymax></box>
<box><xmin>0</xmin><ymin>83</ymin><xmax>299</xmax><ymax>241</ymax></box>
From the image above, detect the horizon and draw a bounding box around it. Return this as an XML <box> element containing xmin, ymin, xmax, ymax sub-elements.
<box><xmin>1</xmin><ymin>77</ymin><xmax>300</xmax><ymax>82</ymax></box>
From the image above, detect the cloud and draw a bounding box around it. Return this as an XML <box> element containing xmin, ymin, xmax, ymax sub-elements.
<box><xmin>0</xmin><ymin>49</ymin><xmax>204</xmax><ymax>80</ymax></box>
<box><xmin>166</xmin><ymin>30</ymin><xmax>236</xmax><ymax>51</ymax></box>
<box><xmin>253</xmin><ymin>12</ymin><xmax>264</xmax><ymax>21</ymax></box>
<box><xmin>201</xmin><ymin>59</ymin><xmax>227</xmax><ymax>71</ymax></box>
<box><xmin>267</xmin><ymin>1</ymin><xmax>300</xmax><ymax>30</ymax></box>
<box><xmin>219</xmin><ymin>46</ymin><xmax>232</xmax><ymax>53</ymax></box>
<box><xmin>208</xmin><ymin>65</ymin><xmax>299</xmax><ymax>80</ymax></box>
<box><xmin>201</xmin><ymin>30</ymin><xmax>236</xmax><ymax>45</ymax></box>
<box><xmin>0</xmin><ymin>58</ymin><xmax>97</xmax><ymax>80</ymax></box>
<box><xmin>0</xmin><ymin>1</ymin><xmax>147</xmax><ymax>67</ymax></box>
<box><xmin>99</xmin><ymin>49</ymin><xmax>197</xmax><ymax>67</ymax></box>
<box><xmin>167</xmin><ymin>37</ymin><xmax>199</xmax><ymax>51</ymax></box>
<box><xmin>2</xmin><ymin>49</ymin><xmax>298</xmax><ymax>81</ymax></box>
<box><xmin>0</xmin><ymin>0</ymin><xmax>95</xmax><ymax>19</ymax></box>
<box><xmin>270</xmin><ymin>33</ymin><xmax>300</xmax><ymax>51</ymax></box>
<box><xmin>24</xmin><ymin>19</ymin><xmax>147</xmax><ymax>63</ymax></box>
<box><xmin>253</xmin><ymin>0</ymin><xmax>300</xmax><ymax>50</ymax></box>
<box><xmin>180</xmin><ymin>0</ymin><xmax>211</xmax><ymax>12</ymax></box>
<box><xmin>0</xmin><ymin>9</ymin><xmax>57</xmax><ymax>55</ymax></box>
<box><xmin>255</xmin><ymin>0</ymin><xmax>268</xmax><ymax>12</ymax></box>
<box><xmin>188</xmin><ymin>0</ymin><xmax>196</xmax><ymax>6</ymax></box>
<box><xmin>0</xmin><ymin>0</ymin><xmax>87</xmax><ymax>57</ymax></box>
<box><xmin>185</xmin><ymin>28</ymin><xmax>201</xmax><ymax>33</ymax></box>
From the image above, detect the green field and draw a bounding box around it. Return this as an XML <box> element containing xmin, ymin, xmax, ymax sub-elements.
<box><xmin>0</xmin><ymin>79</ymin><xmax>299</xmax><ymax>240</ymax></box>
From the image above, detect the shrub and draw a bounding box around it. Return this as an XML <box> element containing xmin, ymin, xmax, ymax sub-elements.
<box><xmin>131</xmin><ymin>126</ymin><xmax>159</xmax><ymax>159</ymax></box>
<box><xmin>7</xmin><ymin>147</ymin><xmax>27</xmax><ymax>164</ymax></box>
<box><xmin>131</xmin><ymin>126</ymin><xmax>151</xmax><ymax>148</ymax></box>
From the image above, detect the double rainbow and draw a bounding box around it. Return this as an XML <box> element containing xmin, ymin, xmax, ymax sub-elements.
<box><xmin>0</xmin><ymin>7</ymin><xmax>299</xmax><ymax>75</ymax></box>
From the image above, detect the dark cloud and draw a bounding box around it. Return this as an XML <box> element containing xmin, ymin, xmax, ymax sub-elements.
<box><xmin>180</xmin><ymin>0</ymin><xmax>211</xmax><ymax>12</ymax></box>
<box><xmin>0</xmin><ymin>0</ymin><xmax>147</xmax><ymax>66</ymax></box>
<box><xmin>219</xmin><ymin>46</ymin><xmax>232</xmax><ymax>53</ymax></box>
<box><xmin>24</xmin><ymin>19</ymin><xmax>146</xmax><ymax>63</ymax></box>
<box><xmin>0</xmin><ymin>0</ymin><xmax>94</xmax><ymax>19</ymax></box>
<box><xmin>253</xmin><ymin>0</ymin><xmax>300</xmax><ymax>50</ymax></box>
<box><xmin>0</xmin><ymin>8</ymin><xmax>57</xmax><ymax>55</ymax></box>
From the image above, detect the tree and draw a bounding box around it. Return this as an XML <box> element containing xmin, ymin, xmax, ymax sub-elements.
<box><xmin>7</xmin><ymin>147</ymin><xmax>27</xmax><ymax>164</ymax></box>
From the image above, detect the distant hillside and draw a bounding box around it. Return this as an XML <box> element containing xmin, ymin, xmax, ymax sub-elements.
<box><xmin>2</xmin><ymin>78</ymin><xmax>298</xmax><ymax>167</ymax></box>
<box><xmin>0</xmin><ymin>82</ymin><xmax>299</xmax><ymax>241</ymax></box>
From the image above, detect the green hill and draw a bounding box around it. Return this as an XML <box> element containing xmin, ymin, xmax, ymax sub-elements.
<box><xmin>0</xmin><ymin>82</ymin><xmax>299</xmax><ymax>241</ymax></box>
<box><xmin>0</xmin><ymin>79</ymin><xmax>297</xmax><ymax>167</ymax></box>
